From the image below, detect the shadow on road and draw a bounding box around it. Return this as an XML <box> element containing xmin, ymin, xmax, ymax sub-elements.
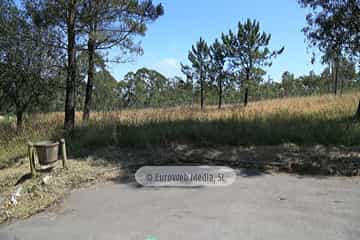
<box><xmin>63</xmin><ymin>140</ymin><xmax>360</xmax><ymax>188</ymax></box>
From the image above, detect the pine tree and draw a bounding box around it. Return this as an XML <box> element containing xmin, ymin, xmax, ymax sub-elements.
<box><xmin>80</xmin><ymin>0</ymin><xmax>164</xmax><ymax>120</ymax></box>
<box><xmin>209</xmin><ymin>39</ymin><xmax>227</xmax><ymax>109</ymax></box>
<box><xmin>181</xmin><ymin>38</ymin><xmax>210</xmax><ymax>109</ymax></box>
<box><xmin>222</xmin><ymin>19</ymin><xmax>284</xmax><ymax>105</ymax></box>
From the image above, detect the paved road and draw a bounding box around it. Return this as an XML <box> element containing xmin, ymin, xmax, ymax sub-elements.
<box><xmin>1</xmin><ymin>172</ymin><xmax>360</xmax><ymax>240</ymax></box>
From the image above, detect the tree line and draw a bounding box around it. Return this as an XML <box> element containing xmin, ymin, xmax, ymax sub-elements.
<box><xmin>181</xmin><ymin>19</ymin><xmax>284</xmax><ymax>109</ymax></box>
<box><xmin>39</xmin><ymin>65</ymin><xmax>360</xmax><ymax>112</ymax></box>
<box><xmin>299</xmin><ymin>1</ymin><xmax>360</xmax><ymax>93</ymax></box>
<box><xmin>0</xmin><ymin>0</ymin><xmax>163</xmax><ymax>130</ymax></box>
<box><xmin>1</xmin><ymin>0</ymin><xmax>360</xmax><ymax>130</ymax></box>
<box><xmin>118</xmin><ymin>63</ymin><xmax>359</xmax><ymax>108</ymax></box>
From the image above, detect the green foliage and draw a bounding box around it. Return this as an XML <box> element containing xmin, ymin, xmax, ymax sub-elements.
<box><xmin>0</xmin><ymin>0</ymin><xmax>61</xmax><ymax>128</ymax></box>
<box><xmin>1</xmin><ymin>0</ymin><xmax>359</xmax><ymax>131</ymax></box>
<box><xmin>209</xmin><ymin>38</ymin><xmax>228</xmax><ymax>108</ymax></box>
<box><xmin>299</xmin><ymin>0</ymin><xmax>359</xmax><ymax>97</ymax></box>
<box><xmin>179</xmin><ymin>18</ymin><xmax>285</xmax><ymax>108</ymax></box>
<box><xmin>222</xmin><ymin>19</ymin><xmax>284</xmax><ymax>87</ymax></box>
<box><xmin>299</xmin><ymin>0</ymin><xmax>360</xmax><ymax>59</ymax></box>
<box><xmin>80</xmin><ymin>0</ymin><xmax>164</xmax><ymax>120</ymax></box>
<box><xmin>78</xmin><ymin>66</ymin><xmax>360</xmax><ymax>110</ymax></box>
<box><xmin>119</xmin><ymin>68</ymin><xmax>169</xmax><ymax>108</ymax></box>
<box><xmin>80</xmin><ymin>0</ymin><xmax>164</xmax><ymax>52</ymax></box>
<box><xmin>181</xmin><ymin>38</ymin><xmax>211</xmax><ymax>109</ymax></box>
<box><xmin>92</xmin><ymin>70</ymin><xmax>120</xmax><ymax>111</ymax></box>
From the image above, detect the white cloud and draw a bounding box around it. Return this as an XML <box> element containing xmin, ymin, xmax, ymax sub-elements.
<box><xmin>153</xmin><ymin>57</ymin><xmax>183</xmax><ymax>78</ymax></box>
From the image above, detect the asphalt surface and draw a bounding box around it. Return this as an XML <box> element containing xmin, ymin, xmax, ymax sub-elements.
<box><xmin>1</xmin><ymin>172</ymin><xmax>360</xmax><ymax>240</ymax></box>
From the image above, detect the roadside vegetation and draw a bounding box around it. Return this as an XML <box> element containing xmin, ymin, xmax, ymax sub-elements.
<box><xmin>0</xmin><ymin>159</ymin><xmax>119</xmax><ymax>224</ymax></box>
<box><xmin>1</xmin><ymin>93</ymin><xmax>360</xmax><ymax>168</ymax></box>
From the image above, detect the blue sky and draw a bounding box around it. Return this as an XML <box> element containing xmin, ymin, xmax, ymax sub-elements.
<box><xmin>107</xmin><ymin>0</ymin><xmax>324</xmax><ymax>81</ymax></box>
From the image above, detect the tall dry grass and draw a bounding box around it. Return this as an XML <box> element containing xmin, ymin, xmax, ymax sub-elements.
<box><xmin>1</xmin><ymin>93</ymin><xmax>360</xmax><ymax>167</ymax></box>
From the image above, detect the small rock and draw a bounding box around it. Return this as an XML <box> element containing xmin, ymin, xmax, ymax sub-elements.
<box><xmin>283</xmin><ymin>143</ymin><xmax>299</xmax><ymax>152</ymax></box>
<box><xmin>10</xmin><ymin>186</ymin><xmax>23</xmax><ymax>205</ymax></box>
<box><xmin>279</xmin><ymin>197</ymin><xmax>287</xmax><ymax>201</ymax></box>
<box><xmin>87</xmin><ymin>176</ymin><xmax>96</xmax><ymax>181</ymax></box>
<box><xmin>15</xmin><ymin>186</ymin><xmax>22</xmax><ymax>196</ymax></box>
<box><xmin>204</xmin><ymin>149</ymin><xmax>223</xmax><ymax>160</ymax></box>
<box><xmin>42</xmin><ymin>175</ymin><xmax>52</xmax><ymax>185</ymax></box>
<box><xmin>313</xmin><ymin>145</ymin><xmax>327</xmax><ymax>155</ymax></box>
<box><xmin>173</xmin><ymin>144</ymin><xmax>188</xmax><ymax>152</ymax></box>
<box><xmin>328</xmin><ymin>151</ymin><xmax>341</xmax><ymax>160</ymax></box>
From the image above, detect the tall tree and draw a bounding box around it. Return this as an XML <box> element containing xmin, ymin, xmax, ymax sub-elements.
<box><xmin>64</xmin><ymin>0</ymin><xmax>78</xmax><ymax>130</ymax></box>
<box><xmin>321</xmin><ymin>49</ymin><xmax>340</xmax><ymax>95</ymax></box>
<box><xmin>299</xmin><ymin>0</ymin><xmax>360</xmax><ymax>117</ymax></box>
<box><xmin>209</xmin><ymin>38</ymin><xmax>227</xmax><ymax>109</ymax></box>
<box><xmin>0</xmin><ymin>0</ymin><xmax>60</xmax><ymax>129</ymax></box>
<box><xmin>92</xmin><ymin>70</ymin><xmax>120</xmax><ymax>111</ymax></box>
<box><xmin>80</xmin><ymin>0</ymin><xmax>164</xmax><ymax>121</ymax></box>
<box><xmin>119</xmin><ymin>68</ymin><xmax>168</xmax><ymax>108</ymax></box>
<box><xmin>34</xmin><ymin>0</ymin><xmax>84</xmax><ymax>130</ymax></box>
<box><xmin>181</xmin><ymin>38</ymin><xmax>210</xmax><ymax>110</ymax></box>
<box><xmin>299</xmin><ymin>0</ymin><xmax>360</xmax><ymax>94</ymax></box>
<box><xmin>222</xmin><ymin>19</ymin><xmax>284</xmax><ymax>105</ymax></box>
<box><xmin>31</xmin><ymin>0</ymin><xmax>105</xmax><ymax>129</ymax></box>
<box><xmin>120</xmin><ymin>71</ymin><xmax>147</xmax><ymax>108</ymax></box>
<box><xmin>168</xmin><ymin>76</ymin><xmax>194</xmax><ymax>106</ymax></box>
<box><xmin>281</xmin><ymin>71</ymin><xmax>298</xmax><ymax>97</ymax></box>
<box><xmin>137</xmin><ymin>68</ymin><xmax>168</xmax><ymax>106</ymax></box>
<box><xmin>338</xmin><ymin>57</ymin><xmax>358</xmax><ymax>94</ymax></box>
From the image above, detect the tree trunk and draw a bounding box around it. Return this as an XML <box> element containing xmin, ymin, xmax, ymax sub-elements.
<box><xmin>218</xmin><ymin>78</ymin><xmax>222</xmax><ymax>109</ymax></box>
<box><xmin>356</xmin><ymin>99</ymin><xmax>360</xmax><ymax>119</ymax></box>
<box><xmin>244</xmin><ymin>70</ymin><xmax>250</xmax><ymax>106</ymax></box>
<box><xmin>64</xmin><ymin>0</ymin><xmax>77</xmax><ymax>130</ymax></box>
<box><xmin>83</xmin><ymin>29</ymin><xmax>96</xmax><ymax>121</ymax></box>
<box><xmin>200</xmin><ymin>74</ymin><xmax>204</xmax><ymax>110</ymax></box>
<box><xmin>340</xmin><ymin>76</ymin><xmax>344</xmax><ymax>96</ymax></box>
<box><xmin>328</xmin><ymin>63</ymin><xmax>331</xmax><ymax>94</ymax></box>
<box><xmin>16</xmin><ymin>111</ymin><xmax>23</xmax><ymax>131</ymax></box>
<box><xmin>334</xmin><ymin>59</ymin><xmax>339</xmax><ymax>96</ymax></box>
<box><xmin>331</xmin><ymin>62</ymin><xmax>334</xmax><ymax>94</ymax></box>
<box><xmin>244</xmin><ymin>88</ymin><xmax>248</xmax><ymax>106</ymax></box>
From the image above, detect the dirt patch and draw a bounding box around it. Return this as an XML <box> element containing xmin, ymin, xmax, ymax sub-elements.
<box><xmin>174</xmin><ymin>144</ymin><xmax>360</xmax><ymax>176</ymax></box>
<box><xmin>88</xmin><ymin>144</ymin><xmax>360</xmax><ymax>178</ymax></box>
<box><xmin>0</xmin><ymin>159</ymin><xmax>120</xmax><ymax>224</ymax></box>
<box><xmin>171</xmin><ymin>144</ymin><xmax>360</xmax><ymax>176</ymax></box>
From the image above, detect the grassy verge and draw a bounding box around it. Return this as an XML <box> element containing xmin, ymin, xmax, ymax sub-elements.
<box><xmin>0</xmin><ymin>142</ymin><xmax>359</xmax><ymax>224</ymax></box>
<box><xmin>0</xmin><ymin>159</ymin><xmax>119</xmax><ymax>224</ymax></box>
<box><xmin>1</xmin><ymin>93</ymin><xmax>360</xmax><ymax>167</ymax></box>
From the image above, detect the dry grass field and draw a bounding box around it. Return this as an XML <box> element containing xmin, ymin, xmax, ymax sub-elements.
<box><xmin>1</xmin><ymin>93</ymin><xmax>360</xmax><ymax>168</ymax></box>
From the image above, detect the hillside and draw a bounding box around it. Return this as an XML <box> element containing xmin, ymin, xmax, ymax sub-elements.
<box><xmin>1</xmin><ymin>93</ymin><xmax>360</xmax><ymax>168</ymax></box>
